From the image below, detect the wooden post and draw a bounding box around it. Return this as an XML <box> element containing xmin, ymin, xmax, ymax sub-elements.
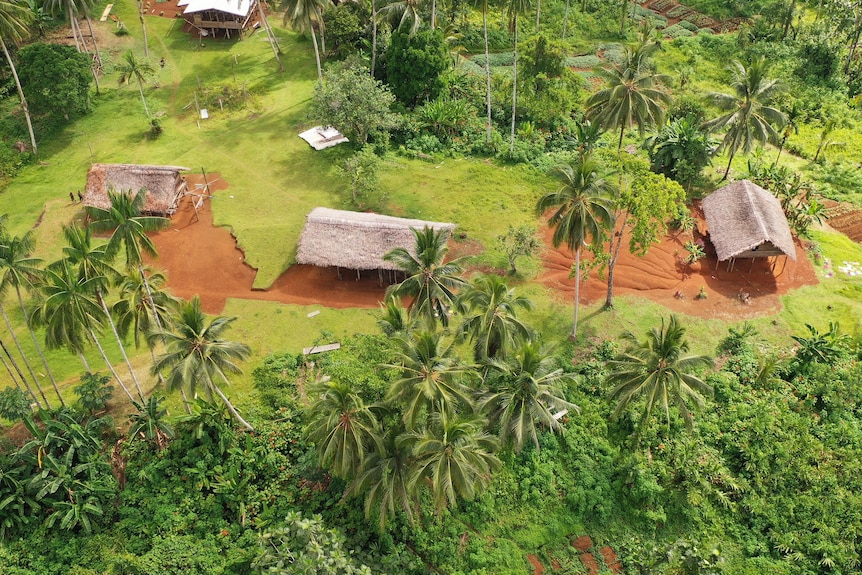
<box><xmin>202</xmin><ymin>167</ymin><xmax>211</xmax><ymax>197</ymax></box>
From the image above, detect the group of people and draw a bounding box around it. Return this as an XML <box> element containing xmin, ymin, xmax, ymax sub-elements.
<box><xmin>69</xmin><ymin>190</ymin><xmax>84</xmax><ymax>202</ymax></box>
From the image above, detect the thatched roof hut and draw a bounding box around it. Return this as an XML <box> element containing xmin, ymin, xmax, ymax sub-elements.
<box><xmin>83</xmin><ymin>164</ymin><xmax>190</xmax><ymax>217</ymax></box>
<box><xmin>296</xmin><ymin>208</ymin><xmax>457</xmax><ymax>271</ymax></box>
<box><xmin>702</xmin><ymin>179</ymin><xmax>796</xmax><ymax>262</ymax></box>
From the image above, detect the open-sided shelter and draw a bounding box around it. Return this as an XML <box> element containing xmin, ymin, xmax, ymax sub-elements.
<box><xmin>702</xmin><ymin>179</ymin><xmax>796</xmax><ymax>271</ymax></box>
<box><xmin>83</xmin><ymin>164</ymin><xmax>190</xmax><ymax>217</ymax></box>
<box><xmin>296</xmin><ymin>208</ymin><xmax>457</xmax><ymax>282</ymax></box>
<box><xmin>178</xmin><ymin>0</ymin><xmax>258</xmax><ymax>38</ymax></box>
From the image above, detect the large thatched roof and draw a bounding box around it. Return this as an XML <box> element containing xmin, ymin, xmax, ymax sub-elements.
<box><xmin>84</xmin><ymin>164</ymin><xmax>190</xmax><ymax>217</ymax></box>
<box><xmin>296</xmin><ymin>208</ymin><xmax>457</xmax><ymax>271</ymax></box>
<box><xmin>702</xmin><ymin>179</ymin><xmax>796</xmax><ymax>262</ymax></box>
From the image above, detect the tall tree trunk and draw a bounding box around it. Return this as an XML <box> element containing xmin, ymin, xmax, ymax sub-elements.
<box><xmin>562</xmin><ymin>0</ymin><xmax>570</xmax><ymax>39</ymax></box>
<box><xmin>69</xmin><ymin>11</ymin><xmax>82</xmax><ymax>52</ymax></box>
<box><xmin>781</xmin><ymin>0</ymin><xmax>796</xmax><ymax>39</ymax></box>
<box><xmin>617</xmin><ymin>123</ymin><xmax>625</xmax><ymax>151</ymax></box>
<box><xmin>509</xmin><ymin>15</ymin><xmax>518</xmax><ymax>155</ymax></box>
<box><xmin>72</xmin><ymin>17</ymin><xmax>101</xmax><ymax>95</ymax></box>
<box><xmin>0</xmin><ymin>37</ymin><xmax>37</xmax><ymax>156</ymax></box>
<box><xmin>0</xmin><ymin>345</ymin><xmax>21</xmax><ymax>389</ymax></box>
<box><xmin>844</xmin><ymin>12</ymin><xmax>862</xmax><ymax>75</ymax></box>
<box><xmin>96</xmin><ymin>290</ymin><xmax>144</xmax><ymax>400</ymax></box>
<box><xmin>84</xmin><ymin>16</ymin><xmax>103</xmax><ymax>68</ymax></box>
<box><xmin>432</xmin><ymin>0</ymin><xmax>437</xmax><ymax>28</ymax></box>
<box><xmin>605</xmin><ymin>212</ymin><xmax>628</xmax><ymax>309</ymax></box>
<box><xmin>619</xmin><ymin>0</ymin><xmax>628</xmax><ymax>34</ymax></box>
<box><xmin>138</xmin><ymin>0</ymin><xmax>150</xmax><ymax>57</ymax></box>
<box><xmin>212</xmin><ymin>377</ymin><xmax>254</xmax><ymax>430</ymax></box>
<box><xmin>258</xmin><ymin>0</ymin><xmax>284</xmax><ymax>72</ymax></box>
<box><xmin>0</xmin><ymin>303</ymin><xmax>49</xmax><ymax>408</ymax></box>
<box><xmin>483</xmin><ymin>4</ymin><xmax>491</xmax><ymax>144</ymax></box>
<box><xmin>135</xmin><ymin>76</ymin><xmax>151</xmax><ymax>118</ymax></box>
<box><xmin>535</xmin><ymin>0</ymin><xmax>540</xmax><ymax>31</ymax></box>
<box><xmin>571</xmin><ymin>247</ymin><xmax>581</xmax><ymax>340</ymax></box>
<box><xmin>0</xmin><ymin>336</ymin><xmax>38</xmax><ymax>405</ymax></box>
<box><xmin>316</xmin><ymin>7</ymin><xmax>326</xmax><ymax>54</ymax></box>
<box><xmin>78</xmin><ymin>351</ymin><xmax>91</xmax><ymax>372</ymax></box>
<box><xmin>310</xmin><ymin>22</ymin><xmax>323</xmax><ymax>84</ymax></box>
<box><xmin>15</xmin><ymin>287</ymin><xmax>64</xmax><ymax>406</ymax></box>
<box><xmin>371</xmin><ymin>0</ymin><xmax>378</xmax><ymax>76</ymax></box>
<box><xmin>722</xmin><ymin>148</ymin><xmax>736</xmax><ymax>181</ymax></box>
<box><xmin>88</xmin><ymin>327</ymin><xmax>135</xmax><ymax>403</ymax></box>
<box><xmin>774</xmin><ymin>137</ymin><xmax>787</xmax><ymax>166</ymax></box>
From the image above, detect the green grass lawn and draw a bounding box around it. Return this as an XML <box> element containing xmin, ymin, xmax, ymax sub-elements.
<box><xmin>3</xmin><ymin>4</ymin><xmax>862</xmax><ymax>428</ymax></box>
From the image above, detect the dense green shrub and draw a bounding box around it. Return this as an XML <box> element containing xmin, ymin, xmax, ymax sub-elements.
<box><xmin>664</xmin><ymin>24</ymin><xmax>695</xmax><ymax>38</ymax></box>
<box><xmin>386</xmin><ymin>29</ymin><xmax>450</xmax><ymax>107</ymax></box>
<box><xmin>17</xmin><ymin>43</ymin><xmax>91</xmax><ymax>124</ymax></box>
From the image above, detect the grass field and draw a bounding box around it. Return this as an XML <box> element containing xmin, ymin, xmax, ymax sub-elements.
<box><xmin>3</xmin><ymin>4</ymin><xmax>862</xmax><ymax>425</ymax></box>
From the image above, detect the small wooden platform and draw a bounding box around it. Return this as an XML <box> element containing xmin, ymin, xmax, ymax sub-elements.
<box><xmin>303</xmin><ymin>343</ymin><xmax>341</xmax><ymax>355</ymax></box>
<box><xmin>99</xmin><ymin>4</ymin><xmax>114</xmax><ymax>21</ymax></box>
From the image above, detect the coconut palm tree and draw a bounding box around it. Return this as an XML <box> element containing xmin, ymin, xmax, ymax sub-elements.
<box><xmin>586</xmin><ymin>42</ymin><xmax>671</xmax><ymax>151</ymax></box>
<box><xmin>31</xmin><ymin>261</ymin><xmax>137</xmax><ymax>403</ymax></box>
<box><xmin>377</xmin><ymin>295</ymin><xmax>410</xmax><ymax>336</ymax></box>
<box><xmin>280</xmin><ymin>0</ymin><xmax>326</xmax><ymax>84</ymax></box>
<box><xmin>384</xmin><ymin>226</ymin><xmax>468</xmax><ymax>329</ymax></box>
<box><xmin>385</xmin><ymin>330</ymin><xmax>472</xmax><ymax>429</ymax></box>
<box><xmin>606</xmin><ymin>315</ymin><xmax>714</xmax><ymax>438</ymax></box>
<box><xmin>55</xmin><ymin>224</ymin><xmax>145</xmax><ymax>399</ymax></box>
<box><xmin>112</xmin><ymin>267</ymin><xmax>175</xmax><ymax>351</ymax></box>
<box><xmin>151</xmin><ymin>296</ymin><xmax>254</xmax><ymax>431</ymax></box>
<box><xmin>0</xmin><ymin>0</ymin><xmax>37</xmax><ymax>155</ymax></box>
<box><xmin>86</xmin><ymin>188</ymin><xmax>170</xmax><ymax>329</ymax></box>
<box><xmin>379</xmin><ymin>0</ymin><xmax>423</xmax><ymax>35</ymax></box>
<box><xmin>482</xmin><ymin>342</ymin><xmax>577</xmax><ymax>452</ymax></box>
<box><xmin>536</xmin><ymin>154</ymin><xmax>615</xmax><ymax>340</ymax></box>
<box><xmin>305</xmin><ymin>379</ymin><xmax>384</xmax><ymax>479</ymax></box>
<box><xmin>117</xmin><ymin>51</ymin><xmax>156</xmax><ymax>118</ymax></box>
<box><xmin>507</xmin><ymin>0</ymin><xmax>532</xmax><ymax>154</ymax></box>
<box><xmin>128</xmin><ymin>395</ymin><xmax>174</xmax><ymax>451</ymax></box>
<box><xmin>703</xmin><ymin>58</ymin><xmax>786</xmax><ymax>180</ymax></box>
<box><xmin>344</xmin><ymin>435</ymin><xmax>417</xmax><ymax>530</ymax></box>
<box><xmin>408</xmin><ymin>410</ymin><xmax>501</xmax><ymax>511</ymax></box>
<box><xmin>0</xmin><ymin>230</ymin><xmax>64</xmax><ymax>405</ymax></box>
<box><xmin>456</xmin><ymin>274</ymin><xmax>534</xmax><ymax>361</ymax></box>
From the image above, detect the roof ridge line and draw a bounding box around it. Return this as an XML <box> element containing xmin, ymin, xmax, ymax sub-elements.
<box><xmin>745</xmin><ymin>182</ymin><xmax>771</xmax><ymax>242</ymax></box>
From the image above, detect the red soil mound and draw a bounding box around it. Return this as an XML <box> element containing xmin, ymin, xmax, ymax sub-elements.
<box><xmin>540</xmin><ymin>221</ymin><xmax>818</xmax><ymax>321</ymax></box>
<box><xmin>148</xmin><ymin>174</ymin><xmax>387</xmax><ymax>314</ymax></box>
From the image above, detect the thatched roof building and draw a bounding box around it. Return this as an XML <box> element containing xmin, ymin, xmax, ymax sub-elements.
<box><xmin>178</xmin><ymin>0</ymin><xmax>257</xmax><ymax>38</ymax></box>
<box><xmin>702</xmin><ymin>179</ymin><xmax>796</xmax><ymax>262</ymax></box>
<box><xmin>296</xmin><ymin>208</ymin><xmax>457</xmax><ymax>271</ymax></box>
<box><xmin>83</xmin><ymin>164</ymin><xmax>190</xmax><ymax>217</ymax></box>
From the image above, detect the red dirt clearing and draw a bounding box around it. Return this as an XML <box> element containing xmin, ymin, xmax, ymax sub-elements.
<box><xmin>147</xmin><ymin>175</ymin><xmax>387</xmax><ymax>314</ymax></box>
<box><xmin>540</xmin><ymin>220</ymin><xmax>819</xmax><ymax>321</ymax></box>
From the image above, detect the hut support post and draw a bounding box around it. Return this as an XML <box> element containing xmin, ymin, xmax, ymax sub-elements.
<box><xmin>749</xmin><ymin>258</ymin><xmax>755</xmax><ymax>273</ymax></box>
<box><xmin>336</xmin><ymin>266</ymin><xmax>342</xmax><ymax>280</ymax></box>
<box><xmin>356</xmin><ymin>269</ymin><xmax>360</xmax><ymax>281</ymax></box>
<box><xmin>378</xmin><ymin>269</ymin><xmax>383</xmax><ymax>287</ymax></box>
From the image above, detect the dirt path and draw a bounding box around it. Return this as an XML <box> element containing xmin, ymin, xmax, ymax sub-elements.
<box><xmin>148</xmin><ymin>175</ymin><xmax>387</xmax><ymax>314</ymax></box>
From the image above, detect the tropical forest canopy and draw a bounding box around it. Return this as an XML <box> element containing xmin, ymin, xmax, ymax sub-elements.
<box><xmin>1</xmin><ymin>0</ymin><xmax>862</xmax><ymax>572</ymax></box>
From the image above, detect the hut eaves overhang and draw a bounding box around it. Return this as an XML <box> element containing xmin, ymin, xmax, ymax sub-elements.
<box><xmin>296</xmin><ymin>207</ymin><xmax>457</xmax><ymax>271</ymax></box>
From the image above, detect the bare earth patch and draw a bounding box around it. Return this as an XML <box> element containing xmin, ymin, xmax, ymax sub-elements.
<box><xmin>539</xmin><ymin>223</ymin><xmax>818</xmax><ymax>320</ymax></box>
